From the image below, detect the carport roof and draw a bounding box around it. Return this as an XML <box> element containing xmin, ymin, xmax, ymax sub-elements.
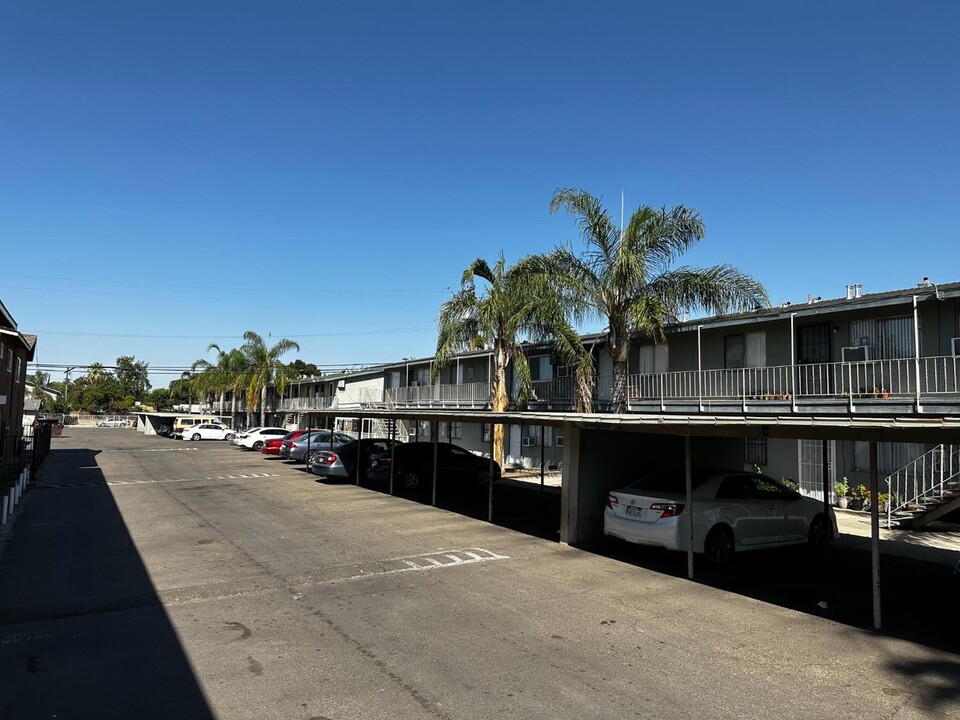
<box><xmin>311</xmin><ymin>408</ymin><xmax>960</xmax><ymax>443</ymax></box>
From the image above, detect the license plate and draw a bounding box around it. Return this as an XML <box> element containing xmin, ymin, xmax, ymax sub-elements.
<box><xmin>625</xmin><ymin>505</ymin><xmax>642</xmax><ymax>517</ymax></box>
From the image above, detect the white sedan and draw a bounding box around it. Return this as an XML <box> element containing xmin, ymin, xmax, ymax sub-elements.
<box><xmin>603</xmin><ymin>470</ymin><xmax>837</xmax><ymax>564</ymax></box>
<box><xmin>183</xmin><ymin>423</ymin><xmax>236</xmax><ymax>441</ymax></box>
<box><xmin>233</xmin><ymin>427</ymin><xmax>288</xmax><ymax>451</ymax></box>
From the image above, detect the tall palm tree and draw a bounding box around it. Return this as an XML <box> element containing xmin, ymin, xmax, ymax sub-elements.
<box><xmin>193</xmin><ymin>344</ymin><xmax>245</xmax><ymax>419</ymax></box>
<box><xmin>541</xmin><ymin>188</ymin><xmax>769</xmax><ymax>412</ymax></box>
<box><xmin>435</xmin><ymin>253</ymin><xmax>590</xmax><ymax>465</ymax></box>
<box><xmin>240</xmin><ymin>331</ymin><xmax>300</xmax><ymax>427</ymax></box>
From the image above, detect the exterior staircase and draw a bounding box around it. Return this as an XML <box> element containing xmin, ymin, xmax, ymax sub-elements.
<box><xmin>885</xmin><ymin>444</ymin><xmax>960</xmax><ymax>528</ymax></box>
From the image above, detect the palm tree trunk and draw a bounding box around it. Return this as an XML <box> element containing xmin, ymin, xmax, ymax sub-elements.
<box><xmin>490</xmin><ymin>349</ymin><xmax>509</xmax><ymax>467</ymax></box>
<box><xmin>260</xmin><ymin>385</ymin><xmax>267</xmax><ymax>427</ymax></box>
<box><xmin>609</xmin><ymin>339</ymin><xmax>630</xmax><ymax>413</ymax></box>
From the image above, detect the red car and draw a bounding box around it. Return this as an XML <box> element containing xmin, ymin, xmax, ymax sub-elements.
<box><xmin>259</xmin><ymin>437</ymin><xmax>285</xmax><ymax>456</ymax></box>
<box><xmin>259</xmin><ymin>429</ymin><xmax>325</xmax><ymax>456</ymax></box>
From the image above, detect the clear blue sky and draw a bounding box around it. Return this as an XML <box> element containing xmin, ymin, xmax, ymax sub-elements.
<box><xmin>2</xmin><ymin>1</ymin><xmax>957</xmax><ymax>387</ymax></box>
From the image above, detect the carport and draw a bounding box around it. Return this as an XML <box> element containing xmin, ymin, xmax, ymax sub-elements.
<box><xmin>133</xmin><ymin>412</ymin><xmax>233</xmax><ymax>436</ymax></box>
<box><xmin>311</xmin><ymin>407</ymin><xmax>960</xmax><ymax>632</ymax></box>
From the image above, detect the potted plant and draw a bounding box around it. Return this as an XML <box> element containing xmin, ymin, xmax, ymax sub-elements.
<box><xmin>850</xmin><ymin>484</ymin><xmax>869</xmax><ymax>511</ymax></box>
<box><xmin>877</xmin><ymin>492</ymin><xmax>890</xmax><ymax>514</ymax></box>
<box><xmin>835</xmin><ymin>478</ymin><xmax>849</xmax><ymax>509</ymax></box>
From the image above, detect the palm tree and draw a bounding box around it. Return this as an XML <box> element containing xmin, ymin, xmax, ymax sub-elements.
<box><xmin>434</xmin><ymin>253</ymin><xmax>590</xmax><ymax>465</ymax></box>
<box><xmin>86</xmin><ymin>362</ymin><xmax>108</xmax><ymax>384</ymax></box>
<box><xmin>240</xmin><ymin>331</ymin><xmax>300</xmax><ymax>427</ymax></box>
<box><xmin>541</xmin><ymin>188</ymin><xmax>769</xmax><ymax>412</ymax></box>
<box><xmin>193</xmin><ymin>344</ymin><xmax>245</xmax><ymax>419</ymax></box>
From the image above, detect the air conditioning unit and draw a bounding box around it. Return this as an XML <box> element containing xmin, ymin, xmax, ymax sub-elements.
<box><xmin>556</xmin><ymin>365</ymin><xmax>570</xmax><ymax>378</ymax></box>
<box><xmin>841</xmin><ymin>346</ymin><xmax>877</xmax><ymax>362</ymax></box>
<box><xmin>521</xmin><ymin>437</ymin><xmax>535</xmax><ymax>447</ymax></box>
<box><xmin>408</xmin><ymin>425</ymin><xmax>419</xmax><ymax>435</ymax></box>
<box><xmin>555</xmin><ymin>435</ymin><xmax>564</xmax><ymax>448</ymax></box>
<box><xmin>952</xmin><ymin>338</ymin><xmax>960</xmax><ymax>357</ymax></box>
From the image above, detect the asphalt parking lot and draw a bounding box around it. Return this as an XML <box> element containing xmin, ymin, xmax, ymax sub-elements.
<box><xmin>2</xmin><ymin>428</ymin><xmax>959</xmax><ymax>719</ymax></box>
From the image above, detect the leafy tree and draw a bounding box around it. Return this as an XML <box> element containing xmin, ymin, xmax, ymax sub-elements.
<box><xmin>115</xmin><ymin>356</ymin><xmax>151</xmax><ymax>400</ymax></box>
<box><xmin>434</xmin><ymin>253</ymin><xmax>590</xmax><ymax>465</ymax></box>
<box><xmin>539</xmin><ymin>188</ymin><xmax>769</xmax><ymax>411</ymax></box>
<box><xmin>287</xmin><ymin>359</ymin><xmax>319</xmax><ymax>378</ymax></box>
<box><xmin>74</xmin><ymin>375</ymin><xmax>126</xmax><ymax>413</ymax></box>
<box><xmin>240</xmin><ymin>331</ymin><xmax>300</xmax><ymax>426</ymax></box>
<box><xmin>147</xmin><ymin>387</ymin><xmax>174</xmax><ymax>412</ymax></box>
<box><xmin>194</xmin><ymin>345</ymin><xmax>250</xmax><ymax>421</ymax></box>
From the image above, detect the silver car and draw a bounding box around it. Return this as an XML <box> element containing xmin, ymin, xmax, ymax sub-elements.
<box><xmin>279</xmin><ymin>431</ymin><xmax>354</xmax><ymax>462</ymax></box>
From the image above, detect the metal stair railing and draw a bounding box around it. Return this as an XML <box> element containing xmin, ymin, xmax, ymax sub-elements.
<box><xmin>886</xmin><ymin>444</ymin><xmax>960</xmax><ymax>527</ymax></box>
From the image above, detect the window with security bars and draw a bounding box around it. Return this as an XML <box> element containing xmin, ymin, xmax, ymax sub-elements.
<box><xmin>744</xmin><ymin>437</ymin><xmax>767</xmax><ymax>467</ymax></box>
<box><xmin>849</xmin><ymin>316</ymin><xmax>914</xmax><ymax>359</ymax></box>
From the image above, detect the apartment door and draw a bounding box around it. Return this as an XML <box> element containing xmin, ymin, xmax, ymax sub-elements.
<box><xmin>798</xmin><ymin>439</ymin><xmax>835</xmax><ymax>502</ymax></box>
<box><xmin>797</xmin><ymin>324</ymin><xmax>833</xmax><ymax>397</ymax></box>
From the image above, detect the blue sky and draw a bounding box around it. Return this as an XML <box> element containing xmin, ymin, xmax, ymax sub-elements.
<box><xmin>2</xmin><ymin>1</ymin><xmax>957</xmax><ymax>387</ymax></box>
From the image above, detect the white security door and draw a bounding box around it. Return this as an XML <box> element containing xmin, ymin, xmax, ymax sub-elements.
<box><xmin>798</xmin><ymin>439</ymin><xmax>835</xmax><ymax>502</ymax></box>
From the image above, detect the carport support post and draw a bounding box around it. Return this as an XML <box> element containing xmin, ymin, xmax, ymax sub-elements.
<box><xmin>488</xmin><ymin>424</ymin><xmax>495</xmax><ymax>522</ymax></box>
<box><xmin>821</xmin><ymin>439</ymin><xmax>830</xmax><ymax>518</ymax></box>
<box><xmin>432</xmin><ymin>421</ymin><xmax>439</xmax><ymax>506</ymax></box>
<box><xmin>685</xmin><ymin>435</ymin><xmax>694</xmax><ymax>580</ymax></box>
<box><xmin>389</xmin><ymin>420</ymin><xmax>396</xmax><ymax>496</ymax></box>
<box><xmin>540</xmin><ymin>425</ymin><xmax>545</xmax><ymax>494</ymax></box>
<box><xmin>870</xmin><ymin>441</ymin><xmax>881</xmax><ymax>630</ymax></box>
<box><xmin>355</xmin><ymin>419</ymin><xmax>362</xmax><ymax>486</ymax></box>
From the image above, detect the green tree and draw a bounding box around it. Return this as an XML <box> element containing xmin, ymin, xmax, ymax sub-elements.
<box><xmin>540</xmin><ymin>188</ymin><xmax>769</xmax><ymax>412</ymax></box>
<box><xmin>287</xmin><ymin>359</ymin><xmax>319</xmax><ymax>378</ymax></box>
<box><xmin>240</xmin><ymin>331</ymin><xmax>300</xmax><ymax>427</ymax></box>
<box><xmin>115</xmin><ymin>356</ymin><xmax>151</xmax><ymax>400</ymax></box>
<box><xmin>434</xmin><ymin>253</ymin><xmax>590</xmax><ymax>465</ymax></box>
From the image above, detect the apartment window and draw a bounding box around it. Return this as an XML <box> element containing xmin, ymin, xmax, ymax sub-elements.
<box><xmin>482</xmin><ymin>423</ymin><xmax>491</xmax><ymax>443</ymax></box>
<box><xmin>523</xmin><ymin>425</ymin><xmax>553</xmax><ymax>447</ymax></box>
<box><xmin>439</xmin><ymin>422</ymin><xmax>448</xmax><ymax>439</ymax></box>
<box><xmin>529</xmin><ymin>355</ymin><xmax>552</xmax><ymax>382</ymax></box>
<box><xmin>744</xmin><ymin>437</ymin><xmax>767</xmax><ymax>467</ymax></box>
<box><xmin>15</xmin><ymin>356</ymin><xmax>21</xmax><ymax>381</ymax></box>
<box><xmin>415</xmin><ymin>367</ymin><xmax>430</xmax><ymax>386</ymax></box>
<box><xmin>849</xmin><ymin>316</ymin><xmax>914</xmax><ymax>359</ymax></box>
<box><xmin>6</xmin><ymin>348</ymin><xmax>12</xmax><ymax>372</ymax></box>
<box><xmin>725</xmin><ymin>332</ymin><xmax>766</xmax><ymax>368</ymax></box>
<box><xmin>638</xmin><ymin>344</ymin><xmax>669</xmax><ymax>374</ymax></box>
<box><xmin>450</xmin><ymin>421</ymin><xmax>462</xmax><ymax>440</ymax></box>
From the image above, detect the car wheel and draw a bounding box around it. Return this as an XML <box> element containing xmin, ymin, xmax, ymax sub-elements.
<box><xmin>704</xmin><ymin>525</ymin><xmax>735</xmax><ymax>566</ymax></box>
<box><xmin>252</xmin><ymin>441</ymin><xmax>264</xmax><ymax>451</ymax></box>
<box><xmin>225</xmin><ymin>433</ymin><xmax>235</xmax><ymax>441</ymax></box>
<box><xmin>808</xmin><ymin>514</ymin><xmax>832</xmax><ymax>553</ymax></box>
<box><xmin>191</xmin><ymin>433</ymin><xmax>201</xmax><ymax>441</ymax></box>
<box><xmin>401</xmin><ymin>471</ymin><xmax>421</xmax><ymax>491</ymax></box>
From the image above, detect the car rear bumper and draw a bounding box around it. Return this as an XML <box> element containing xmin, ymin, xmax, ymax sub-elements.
<box><xmin>603</xmin><ymin>508</ymin><xmax>684</xmax><ymax>551</ymax></box>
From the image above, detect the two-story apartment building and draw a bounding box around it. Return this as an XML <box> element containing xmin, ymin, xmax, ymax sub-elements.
<box><xmin>247</xmin><ymin>280</ymin><xmax>958</xmax><ymax>518</ymax></box>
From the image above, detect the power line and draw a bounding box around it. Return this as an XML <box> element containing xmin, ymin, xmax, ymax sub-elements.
<box><xmin>25</xmin><ymin>325</ymin><xmax>434</xmax><ymax>339</ymax></box>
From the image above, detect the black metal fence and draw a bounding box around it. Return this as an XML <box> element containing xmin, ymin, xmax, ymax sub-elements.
<box><xmin>1</xmin><ymin>422</ymin><xmax>53</xmax><ymax>495</ymax></box>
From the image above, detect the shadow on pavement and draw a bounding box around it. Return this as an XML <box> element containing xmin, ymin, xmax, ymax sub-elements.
<box><xmin>594</xmin><ymin>536</ymin><xmax>960</xmax><ymax>657</ymax></box>
<box><xmin>0</xmin><ymin>447</ymin><xmax>215</xmax><ymax>719</ymax></box>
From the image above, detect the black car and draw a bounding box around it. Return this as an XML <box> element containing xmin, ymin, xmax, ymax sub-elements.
<box><xmin>308</xmin><ymin>438</ymin><xmax>400</xmax><ymax>480</ymax></box>
<box><xmin>366</xmin><ymin>441</ymin><xmax>501</xmax><ymax>493</ymax></box>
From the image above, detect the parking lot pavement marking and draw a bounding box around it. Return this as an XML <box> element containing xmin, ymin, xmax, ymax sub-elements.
<box><xmin>132</xmin><ymin>447</ymin><xmax>200</xmax><ymax>452</ymax></box>
<box><xmin>343</xmin><ymin>548</ymin><xmax>510</xmax><ymax>583</ymax></box>
<box><xmin>38</xmin><ymin>474</ymin><xmax>280</xmax><ymax>490</ymax></box>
